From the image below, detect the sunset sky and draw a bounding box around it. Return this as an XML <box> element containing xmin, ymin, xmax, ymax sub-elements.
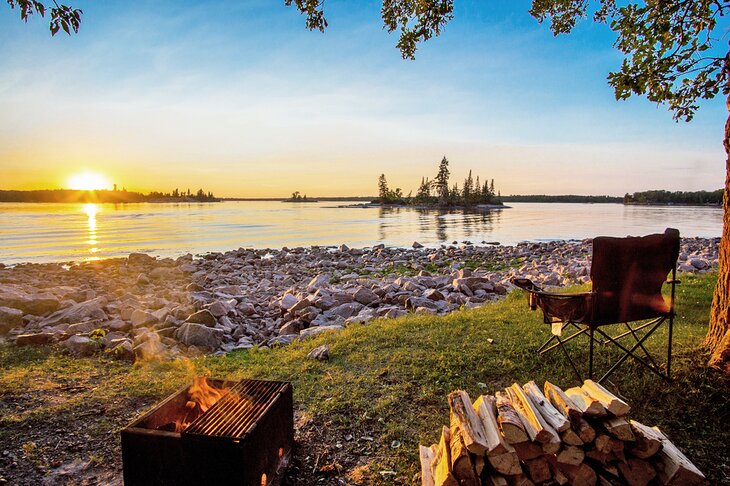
<box><xmin>0</xmin><ymin>0</ymin><xmax>726</xmax><ymax>198</ymax></box>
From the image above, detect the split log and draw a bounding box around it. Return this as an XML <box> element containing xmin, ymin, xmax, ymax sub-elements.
<box><xmin>594</xmin><ymin>433</ymin><xmax>612</xmax><ymax>454</ymax></box>
<box><xmin>420</xmin><ymin>445</ymin><xmax>436</xmax><ymax>486</ymax></box>
<box><xmin>448</xmin><ymin>391</ymin><xmax>489</xmax><ymax>455</ymax></box>
<box><xmin>544</xmin><ymin>381</ymin><xmax>583</xmax><ymax>421</ymax></box>
<box><xmin>473</xmin><ymin>454</ymin><xmax>485</xmax><ymax>477</ymax></box>
<box><xmin>557</xmin><ymin>445</ymin><xmax>585</xmax><ymax>466</ymax></box>
<box><xmin>651</xmin><ymin>426</ymin><xmax>707</xmax><ymax>485</ymax></box>
<box><xmin>561</xmin><ymin>462</ymin><xmax>598</xmax><ymax>486</ymax></box>
<box><xmin>585</xmin><ymin>449</ymin><xmax>612</xmax><ymax>466</ymax></box>
<box><xmin>565</xmin><ymin>386</ymin><xmax>608</xmax><ymax>417</ymax></box>
<box><xmin>512</xmin><ymin>441</ymin><xmax>543</xmax><ymax>462</ymax></box>
<box><xmin>506</xmin><ymin>383</ymin><xmax>560</xmax><ymax>444</ymax></box>
<box><xmin>484</xmin><ymin>473</ymin><xmax>508</xmax><ymax>486</ymax></box>
<box><xmin>472</xmin><ymin>395</ymin><xmax>522</xmax><ymax>476</ymax></box>
<box><xmin>628</xmin><ymin>420</ymin><xmax>663</xmax><ymax>459</ymax></box>
<box><xmin>473</xmin><ymin>395</ymin><xmax>512</xmax><ymax>455</ymax></box>
<box><xmin>495</xmin><ymin>391</ymin><xmax>529</xmax><ymax>444</ymax></box>
<box><xmin>524</xmin><ymin>456</ymin><xmax>552</xmax><ymax>484</ymax></box>
<box><xmin>575</xmin><ymin>417</ymin><xmax>596</xmax><ymax>443</ymax></box>
<box><xmin>540</xmin><ymin>434</ymin><xmax>561</xmax><ymax>455</ymax></box>
<box><xmin>544</xmin><ymin>455</ymin><xmax>570</xmax><ymax>485</ymax></box>
<box><xmin>432</xmin><ymin>426</ymin><xmax>459</xmax><ymax>486</ymax></box>
<box><xmin>523</xmin><ymin>381</ymin><xmax>570</xmax><ymax>432</ymax></box>
<box><xmin>562</xmin><ymin>427</ymin><xmax>584</xmax><ymax>446</ymax></box>
<box><xmin>581</xmin><ymin>380</ymin><xmax>630</xmax><ymax>417</ymax></box>
<box><xmin>506</xmin><ymin>474</ymin><xmax>535</xmax><ymax>486</ymax></box>
<box><xmin>448</xmin><ymin>421</ymin><xmax>480</xmax><ymax>485</ymax></box>
<box><xmin>603</xmin><ymin>416</ymin><xmax>635</xmax><ymax>441</ymax></box>
<box><xmin>617</xmin><ymin>458</ymin><xmax>656</xmax><ymax>486</ymax></box>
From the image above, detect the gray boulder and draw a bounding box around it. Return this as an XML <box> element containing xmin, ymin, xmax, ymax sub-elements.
<box><xmin>61</xmin><ymin>335</ymin><xmax>97</xmax><ymax>356</ymax></box>
<box><xmin>185</xmin><ymin>309</ymin><xmax>217</xmax><ymax>327</ymax></box>
<box><xmin>300</xmin><ymin>325</ymin><xmax>343</xmax><ymax>339</ymax></box>
<box><xmin>0</xmin><ymin>306</ymin><xmax>23</xmax><ymax>334</ymax></box>
<box><xmin>42</xmin><ymin>297</ymin><xmax>107</xmax><ymax>326</ymax></box>
<box><xmin>175</xmin><ymin>322</ymin><xmax>223</xmax><ymax>349</ymax></box>
<box><xmin>131</xmin><ymin>310</ymin><xmax>158</xmax><ymax>328</ymax></box>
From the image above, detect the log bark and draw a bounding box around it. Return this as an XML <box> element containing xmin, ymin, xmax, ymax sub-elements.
<box><xmin>581</xmin><ymin>380</ymin><xmax>630</xmax><ymax>417</ymax></box>
<box><xmin>420</xmin><ymin>444</ymin><xmax>436</xmax><ymax>486</ymax></box>
<box><xmin>506</xmin><ymin>384</ymin><xmax>560</xmax><ymax>444</ymax></box>
<box><xmin>561</xmin><ymin>463</ymin><xmax>598</xmax><ymax>486</ymax></box>
<box><xmin>449</xmin><ymin>391</ymin><xmax>489</xmax><ymax>456</ymax></box>
<box><xmin>544</xmin><ymin>381</ymin><xmax>583</xmax><ymax>421</ymax></box>
<box><xmin>707</xmin><ymin>70</ymin><xmax>730</xmax><ymax>374</ymax></box>
<box><xmin>523</xmin><ymin>381</ymin><xmax>570</xmax><ymax>432</ymax></box>
<box><xmin>473</xmin><ymin>395</ymin><xmax>512</xmax><ymax>455</ymax></box>
<box><xmin>565</xmin><ymin>387</ymin><xmax>608</xmax><ymax>417</ymax></box>
<box><xmin>495</xmin><ymin>391</ymin><xmax>529</xmax><ymax>444</ymax></box>
<box><xmin>628</xmin><ymin>420</ymin><xmax>662</xmax><ymax>459</ymax></box>
<box><xmin>485</xmin><ymin>473</ymin><xmax>509</xmax><ymax>486</ymax></box>
<box><xmin>651</xmin><ymin>426</ymin><xmax>707</xmax><ymax>485</ymax></box>
<box><xmin>432</xmin><ymin>426</ymin><xmax>459</xmax><ymax>486</ymax></box>
<box><xmin>448</xmin><ymin>421</ymin><xmax>480</xmax><ymax>485</ymax></box>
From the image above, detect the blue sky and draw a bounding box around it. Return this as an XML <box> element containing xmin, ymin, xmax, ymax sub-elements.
<box><xmin>0</xmin><ymin>0</ymin><xmax>726</xmax><ymax>196</ymax></box>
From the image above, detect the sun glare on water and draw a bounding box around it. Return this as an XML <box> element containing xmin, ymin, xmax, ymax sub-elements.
<box><xmin>67</xmin><ymin>172</ymin><xmax>112</xmax><ymax>191</ymax></box>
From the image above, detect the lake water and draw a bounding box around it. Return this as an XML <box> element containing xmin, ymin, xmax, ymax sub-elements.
<box><xmin>0</xmin><ymin>201</ymin><xmax>722</xmax><ymax>264</ymax></box>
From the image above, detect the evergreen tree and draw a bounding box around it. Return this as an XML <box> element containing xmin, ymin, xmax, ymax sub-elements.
<box><xmin>434</xmin><ymin>156</ymin><xmax>450</xmax><ymax>206</ymax></box>
<box><xmin>378</xmin><ymin>174</ymin><xmax>389</xmax><ymax>202</ymax></box>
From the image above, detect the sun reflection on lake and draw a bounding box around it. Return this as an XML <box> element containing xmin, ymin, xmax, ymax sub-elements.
<box><xmin>83</xmin><ymin>203</ymin><xmax>100</xmax><ymax>257</ymax></box>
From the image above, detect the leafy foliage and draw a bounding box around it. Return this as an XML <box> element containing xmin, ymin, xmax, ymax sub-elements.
<box><xmin>530</xmin><ymin>0</ymin><xmax>729</xmax><ymax>121</ymax></box>
<box><xmin>286</xmin><ymin>0</ymin><xmax>729</xmax><ymax>120</ymax></box>
<box><xmin>624</xmin><ymin>188</ymin><xmax>724</xmax><ymax>205</ymax></box>
<box><xmin>6</xmin><ymin>0</ymin><xmax>81</xmax><ymax>36</ymax></box>
<box><xmin>286</xmin><ymin>0</ymin><xmax>454</xmax><ymax>59</ymax></box>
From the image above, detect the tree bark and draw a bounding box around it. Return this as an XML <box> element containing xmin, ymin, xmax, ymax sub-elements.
<box><xmin>706</xmin><ymin>55</ymin><xmax>730</xmax><ymax>373</ymax></box>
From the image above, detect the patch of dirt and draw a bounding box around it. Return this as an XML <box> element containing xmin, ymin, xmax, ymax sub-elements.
<box><xmin>0</xmin><ymin>390</ymin><xmax>408</xmax><ymax>485</ymax></box>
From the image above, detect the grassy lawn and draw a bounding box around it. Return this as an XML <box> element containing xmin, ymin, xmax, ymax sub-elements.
<box><xmin>0</xmin><ymin>272</ymin><xmax>727</xmax><ymax>484</ymax></box>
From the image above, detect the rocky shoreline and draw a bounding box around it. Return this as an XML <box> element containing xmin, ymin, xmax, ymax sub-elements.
<box><xmin>0</xmin><ymin>238</ymin><xmax>719</xmax><ymax>362</ymax></box>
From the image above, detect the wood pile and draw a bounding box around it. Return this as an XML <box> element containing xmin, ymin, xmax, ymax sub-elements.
<box><xmin>419</xmin><ymin>380</ymin><xmax>706</xmax><ymax>486</ymax></box>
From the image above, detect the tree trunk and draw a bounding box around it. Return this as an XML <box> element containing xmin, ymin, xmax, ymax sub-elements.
<box><xmin>706</xmin><ymin>64</ymin><xmax>730</xmax><ymax>372</ymax></box>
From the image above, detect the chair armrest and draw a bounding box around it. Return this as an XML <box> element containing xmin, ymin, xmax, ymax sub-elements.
<box><xmin>666</xmin><ymin>279</ymin><xmax>681</xmax><ymax>284</ymax></box>
<box><xmin>510</xmin><ymin>277</ymin><xmax>592</xmax><ymax>299</ymax></box>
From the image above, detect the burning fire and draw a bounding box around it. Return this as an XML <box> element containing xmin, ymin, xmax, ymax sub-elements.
<box><xmin>173</xmin><ymin>376</ymin><xmax>231</xmax><ymax>432</ymax></box>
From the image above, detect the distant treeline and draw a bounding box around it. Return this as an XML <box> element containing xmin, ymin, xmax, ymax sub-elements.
<box><xmin>0</xmin><ymin>188</ymin><xmax>218</xmax><ymax>203</ymax></box>
<box><xmin>623</xmin><ymin>189</ymin><xmax>723</xmax><ymax>206</ymax></box>
<box><xmin>377</xmin><ymin>156</ymin><xmax>502</xmax><ymax>207</ymax></box>
<box><xmin>502</xmin><ymin>195</ymin><xmax>622</xmax><ymax>203</ymax></box>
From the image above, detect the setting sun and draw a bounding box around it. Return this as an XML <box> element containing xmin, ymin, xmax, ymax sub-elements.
<box><xmin>67</xmin><ymin>172</ymin><xmax>112</xmax><ymax>191</ymax></box>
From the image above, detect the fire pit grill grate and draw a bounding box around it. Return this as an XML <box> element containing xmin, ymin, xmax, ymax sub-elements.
<box><xmin>183</xmin><ymin>379</ymin><xmax>288</xmax><ymax>439</ymax></box>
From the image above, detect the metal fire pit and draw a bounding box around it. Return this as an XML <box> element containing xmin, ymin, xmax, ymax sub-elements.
<box><xmin>121</xmin><ymin>378</ymin><xmax>293</xmax><ymax>486</ymax></box>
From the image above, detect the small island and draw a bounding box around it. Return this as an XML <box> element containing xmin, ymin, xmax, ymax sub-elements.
<box><xmin>374</xmin><ymin>156</ymin><xmax>504</xmax><ymax>208</ymax></box>
<box><xmin>282</xmin><ymin>191</ymin><xmax>319</xmax><ymax>203</ymax></box>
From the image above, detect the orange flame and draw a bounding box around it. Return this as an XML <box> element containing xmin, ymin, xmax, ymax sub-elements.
<box><xmin>174</xmin><ymin>376</ymin><xmax>230</xmax><ymax>432</ymax></box>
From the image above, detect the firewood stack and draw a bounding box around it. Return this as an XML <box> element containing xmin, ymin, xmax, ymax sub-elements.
<box><xmin>419</xmin><ymin>380</ymin><xmax>706</xmax><ymax>486</ymax></box>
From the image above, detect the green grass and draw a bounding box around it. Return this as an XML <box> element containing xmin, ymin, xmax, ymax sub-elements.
<box><xmin>0</xmin><ymin>273</ymin><xmax>727</xmax><ymax>484</ymax></box>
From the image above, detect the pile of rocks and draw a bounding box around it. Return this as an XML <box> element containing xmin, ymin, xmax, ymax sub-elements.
<box><xmin>0</xmin><ymin>237</ymin><xmax>719</xmax><ymax>361</ymax></box>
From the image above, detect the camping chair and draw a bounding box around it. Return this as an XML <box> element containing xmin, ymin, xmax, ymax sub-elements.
<box><xmin>511</xmin><ymin>228</ymin><xmax>680</xmax><ymax>384</ymax></box>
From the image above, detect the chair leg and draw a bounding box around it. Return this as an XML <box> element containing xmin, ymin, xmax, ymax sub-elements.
<box><xmin>667</xmin><ymin>312</ymin><xmax>674</xmax><ymax>381</ymax></box>
<box><xmin>589</xmin><ymin>327</ymin><xmax>594</xmax><ymax>380</ymax></box>
<box><xmin>557</xmin><ymin>338</ymin><xmax>582</xmax><ymax>382</ymax></box>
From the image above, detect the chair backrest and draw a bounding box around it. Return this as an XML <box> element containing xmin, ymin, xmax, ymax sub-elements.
<box><xmin>589</xmin><ymin>228</ymin><xmax>680</xmax><ymax>325</ymax></box>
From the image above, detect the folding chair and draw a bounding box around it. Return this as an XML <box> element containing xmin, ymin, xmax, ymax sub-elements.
<box><xmin>511</xmin><ymin>228</ymin><xmax>680</xmax><ymax>384</ymax></box>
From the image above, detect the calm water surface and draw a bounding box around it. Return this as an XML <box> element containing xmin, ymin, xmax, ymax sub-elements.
<box><xmin>0</xmin><ymin>201</ymin><xmax>722</xmax><ymax>264</ymax></box>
